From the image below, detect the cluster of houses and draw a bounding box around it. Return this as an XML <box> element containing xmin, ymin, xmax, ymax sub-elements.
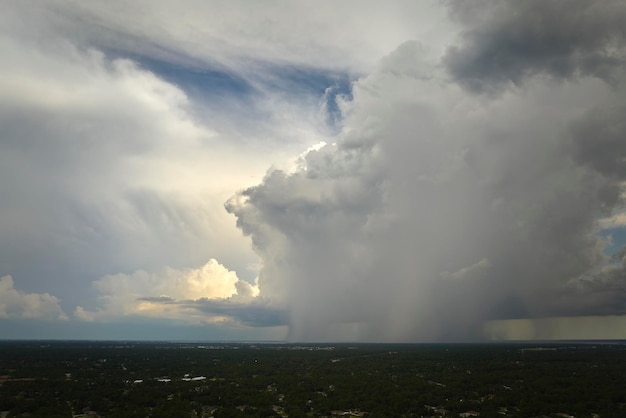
<box><xmin>130</xmin><ymin>374</ymin><xmax>207</xmax><ymax>384</ymax></box>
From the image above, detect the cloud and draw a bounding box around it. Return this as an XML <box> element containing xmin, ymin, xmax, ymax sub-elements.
<box><xmin>0</xmin><ymin>275</ymin><xmax>67</xmax><ymax>320</ymax></box>
<box><xmin>75</xmin><ymin>258</ymin><xmax>242</xmax><ymax>320</ymax></box>
<box><xmin>441</xmin><ymin>258</ymin><xmax>492</xmax><ymax>281</ymax></box>
<box><xmin>599</xmin><ymin>212</ymin><xmax>626</xmax><ymax>229</ymax></box>
<box><xmin>2</xmin><ymin>1</ymin><xmax>361</xmax><ymax>336</ymax></box>
<box><xmin>570</xmin><ymin>104</ymin><xmax>626</xmax><ymax>180</ymax></box>
<box><xmin>74</xmin><ymin>259</ymin><xmax>283</xmax><ymax>328</ymax></box>
<box><xmin>9</xmin><ymin>1</ymin><xmax>451</xmax><ymax>74</ymax></box>
<box><xmin>444</xmin><ymin>0</ymin><xmax>626</xmax><ymax>93</ymax></box>
<box><xmin>180</xmin><ymin>297</ymin><xmax>288</xmax><ymax>328</ymax></box>
<box><xmin>0</xmin><ymin>32</ymin><xmax>277</xmax><ymax>310</ymax></box>
<box><xmin>228</xmin><ymin>33</ymin><xmax>626</xmax><ymax>342</ymax></box>
<box><xmin>2</xmin><ymin>0</ymin><xmax>626</xmax><ymax>342</ymax></box>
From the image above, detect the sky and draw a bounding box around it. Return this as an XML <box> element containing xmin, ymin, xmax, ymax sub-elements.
<box><xmin>1</xmin><ymin>0</ymin><xmax>626</xmax><ymax>342</ymax></box>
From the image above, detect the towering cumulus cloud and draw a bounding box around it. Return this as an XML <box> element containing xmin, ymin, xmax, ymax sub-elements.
<box><xmin>227</xmin><ymin>1</ymin><xmax>626</xmax><ymax>342</ymax></box>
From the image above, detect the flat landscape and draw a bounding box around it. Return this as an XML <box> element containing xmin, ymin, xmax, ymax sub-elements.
<box><xmin>1</xmin><ymin>341</ymin><xmax>625</xmax><ymax>417</ymax></box>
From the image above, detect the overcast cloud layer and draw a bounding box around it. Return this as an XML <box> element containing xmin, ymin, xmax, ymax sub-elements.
<box><xmin>1</xmin><ymin>0</ymin><xmax>626</xmax><ymax>341</ymax></box>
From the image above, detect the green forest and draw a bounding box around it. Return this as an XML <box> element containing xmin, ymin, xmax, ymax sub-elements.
<box><xmin>0</xmin><ymin>341</ymin><xmax>625</xmax><ymax>417</ymax></box>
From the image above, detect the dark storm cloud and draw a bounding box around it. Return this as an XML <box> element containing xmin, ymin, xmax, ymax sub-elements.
<box><xmin>228</xmin><ymin>24</ymin><xmax>626</xmax><ymax>341</ymax></box>
<box><xmin>544</xmin><ymin>266</ymin><xmax>626</xmax><ymax>318</ymax></box>
<box><xmin>444</xmin><ymin>0</ymin><xmax>626</xmax><ymax>92</ymax></box>
<box><xmin>570</xmin><ymin>105</ymin><xmax>626</xmax><ymax>181</ymax></box>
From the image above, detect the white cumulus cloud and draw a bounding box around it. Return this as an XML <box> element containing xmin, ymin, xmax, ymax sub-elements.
<box><xmin>74</xmin><ymin>259</ymin><xmax>266</xmax><ymax>326</ymax></box>
<box><xmin>0</xmin><ymin>275</ymin><xmax>67</xmax><ymax>320</ymax></box>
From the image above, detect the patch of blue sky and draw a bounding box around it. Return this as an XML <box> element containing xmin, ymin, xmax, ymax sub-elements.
<box><xmin>251</xmin><ymin>64</ymin><xmax>355</xmax><ymax>133</ymax></box>
<box><xmin>254</xmin><ymin>66</ymin><xmax>356</xmax><ymax>121</ymax></box>
<box><xmin>599</xmin><ymin>227</ymin><xmax>626</xmax><ymax>257</ymax></box>
<box><xmin>98</xmin><ymin>48</ymin><xmax>261</xmax><ymax>132</ymax></box>
<box><xmin>256</xmin><ymin>64</ymin><xmax>354</xmax><ymax>97</ymax></box>
<box><xmin>129</xmin><ymin>50</ymin><xmax>352</xmax><ymax>106</ymax></box>
<box><xmin>322</xmin><ymin>78</ymin><xmax>354</xmax><ymax>133</ymax></box>
<box><xmin>130</xmin><ymin>55</ymin><xmax>257</xmax><ymax>102</ymax></box>
<box><xmin>131</xmin><ymin>52</ymin><xmax>355</xmax><ymax>132</ymax></box>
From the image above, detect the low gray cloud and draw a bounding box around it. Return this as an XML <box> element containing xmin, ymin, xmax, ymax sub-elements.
<box><xmin>126</xmin><ymin>296</ymin><xmax>288</xmax><ymax>328</ymax></box>
<box><xmin>137</xmin><ymin>296</ymin><xmax>176</xmax><ymax>303</ymax></box>
<box><xmin>185</xmin><ymin>298</ymin><xmax>289</xmax><ymax>328</ymax></box>
<box><xmin>134</xmin><ymin>292</ymin><xmax>288</xmax><ymax>328</ymax></box>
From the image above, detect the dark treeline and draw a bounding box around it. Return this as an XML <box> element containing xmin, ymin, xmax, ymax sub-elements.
<box><xmin>0</xmin><ymin>341</ymin><xmax>625</xmax><ymax>417</ymax></box>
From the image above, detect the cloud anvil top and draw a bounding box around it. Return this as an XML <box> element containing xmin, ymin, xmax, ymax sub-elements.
<box><xmin>1</xmin><ymin>0</ymin><xmax>626</xmax><ymax>342</ymax></box>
